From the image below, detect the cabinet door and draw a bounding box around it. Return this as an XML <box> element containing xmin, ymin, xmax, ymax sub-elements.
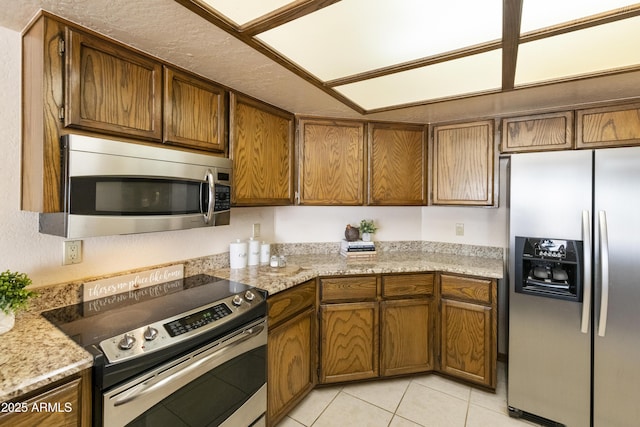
<box><xmin>368</xmin><ymin>122</ymin><xmax>427</xmax><ymax>205</ymax></box>
<box><xmin>431</xmin><ymin>120</ymin><xmax>496</xmax><ymax>206</ymax></box>
<box><xmin>268</xmin><ymin>307</ymin><xmax>316</xmax><ymax>426</ymax></box>
<box><xmin>501</xmin><ymin>111</ymin><xmax>573</xmax><ymax>153</ymax></box>
<box><xmin>164</xmin><ymin>67</ymin><xmax>227</xmax><ymax>153</ymax></box>
<box><xmin>0</xmin><ymin>369</ymin><xmax>91</xmax><ymax>427</ymax></box>
<box><xmin>231</xmin><ymin>93</ymin><xmax>294</xmax><ymax>205</ymax></box>
<box><xmin>440</xmin><ymin>298</ymin><xmax>494</xmax><ymax>387</ymax></box>
<box><xmin>65</xmin><ymin>28</ymin><xmax>162</xmax><ymax>140</ymax></box>
<box><xmin>576</xmin><ymin>103</ymin><xmax>640</xmax><ymax>148</ymax></box>
<box><xmin>298</xmin><ymin>118</ymin><xmax>365</xmax><ymax>205</ymax></box>
<box><xmin>380</xmin><ymin>299</ymin><xmax>433</xmax><ymax>376</ymax></box>
<box><xmin>319</xmin><ymin>302</ymin><xmax>378</xmax><ymax>383</ymax></box>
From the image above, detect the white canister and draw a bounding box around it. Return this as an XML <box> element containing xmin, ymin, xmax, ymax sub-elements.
<box><xmin>248</xmin><ymin>238</ymin><xmax>260</xmax><ymax>266</ymax></box>
<box><xmin>229</xmin><ymin>239</ymin><xmax>248</xmax><ymax>269</ymax></box>
<box><xmin>260</xmin><ymin>242</ymin><xmax>271</xmax><ymax>265</ymax></box>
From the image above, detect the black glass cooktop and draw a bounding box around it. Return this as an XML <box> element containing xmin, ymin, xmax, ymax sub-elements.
<box><xmin>42</xmin><ymin>275</ymin><xmax>256</xmax><ymax>347</ymax></box>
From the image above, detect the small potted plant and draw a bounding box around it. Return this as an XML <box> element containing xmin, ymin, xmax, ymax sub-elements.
<box><xmin>359</xmin><ymin>219</ymin><xmax>378</xmax><ymax>242</ymax></box>
<box><xmin>0</xmin><ymin>270</ymin><xmax>37</xmax><ymax>335</ymax></box>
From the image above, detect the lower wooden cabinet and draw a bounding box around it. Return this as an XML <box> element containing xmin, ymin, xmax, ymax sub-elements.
<box><xmin>320</xmin><ymin>302</ymin><xmax>379</xmax><ymax>383</ymax></box>
<box><xmin>0</xmin><ymin>369</ymin><xmax>91</xmax><ymax>427</ymax></box>
<box><xmin>267</xmin><ymin>280</ymin><xmax>316</xmax><ymax>427</ymax></box>
<box><xmin>438</xmin><ymin>274</ymin><xmax>497</xmax><ymax>388</ymax></box>
<box><xmin>380</xmin><ymin>299</ymin><xmax>433</xmax><ymax>376</ymax></box>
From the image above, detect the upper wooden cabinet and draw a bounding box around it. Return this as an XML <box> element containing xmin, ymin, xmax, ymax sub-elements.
<box><xmin>230</xmin><ymin>93</ymin><xmax>294</xmax><ymax>205</ymax></box>
<box><xmin>65</xmin><ymin>27</ymin><xmax>162</xmax><ymax>141</ymax></box>
<box><xmin>577</xmin><ymin>103</ymin><xmax>640</xmax><ymax>149</ymax></box>
<box><xmin>501</xmin><ymin>111</ymin><xmax>573</xmax><ymax>153</ymax></box>
<box><xmin>164</xmin><ymin>67</ymin><xmax>227</xmax><ymax>153</ymax></box>
<box><xmin>368</xmin><ymin>122</ymin><xmax>427</xmax><ymax>205</ymax></box>
<box><xmin>430</xmin><ymin>120</ymin><xmax>496</xmax><ymax>206</ymax></box>
<box><xmin>298</xmin><ymin>118</ymin><xmax>365</xmax><ymax>205</ymax></box>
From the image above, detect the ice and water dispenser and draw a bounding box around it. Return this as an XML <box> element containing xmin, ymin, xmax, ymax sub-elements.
<box><xmin>514</xmin><ymin>236</ymin><xmax>583</xmax><ymax>302</ymax></box>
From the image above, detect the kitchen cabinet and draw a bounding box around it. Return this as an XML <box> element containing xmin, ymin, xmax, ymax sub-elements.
<box><xmin>0</xmin><ymin>369</ymin><xmax>91</xmax><ymax>427</ymax></box>
<box><xmin>230</xmin><ymin>93</ymin><xmax>295</xmax><ymax>205</ymax></box>
<box><xmin>501</xmin><ymin>111</ymin><xmax>573</xmax><ymax>153</ymax></box>
<box><xmin>297</xmin><ymin>118</ymin><xmax>366</xmax><ymax>205</ymax></box>
<box><xmin>430</xmin><ymin>120</ymin><xmax>497</xmax><ymax>206</ymax></box>
<box><xmin>164</xmin><ymin>66</ymin><xmax>227</xmax><ymax>154</ymax></box>
<box><xmin>380</xmin><ymin>273</ymin><xmax>434</xmax><ymax>376</ymax></box>
<box><xmin>438</xmin><ymin>273</ymin><xmax>497</xmax><ymax>388</ymax></box>
<box><xmin>319</xmin><ymin>276</ymin><xmax>378</xmax><ymax>383</ymax></box>
<box><xmin>65</xmin><ymin>27</ymin><xmax>162</xmax><ymax>141</ymax></box>
<box><xmin>267</xmin><ymin>280</ymin><xmax>316</xmax><ymax>426</ymax></box>
<box><xmin>368</xmin><ymin>122</ymin><xmax>428</xmax><ymax>205</ymax></box>
<box><xmin>576</xmin><ymin>102</ymin><xmax>640</xmax><ymax>148</ymax></box>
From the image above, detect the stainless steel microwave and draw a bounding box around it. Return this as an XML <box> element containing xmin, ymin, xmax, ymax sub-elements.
<box><xmin>39</xmin><ymin>134</ymin><xmax>232</xmax><ymax>238</ymax></box>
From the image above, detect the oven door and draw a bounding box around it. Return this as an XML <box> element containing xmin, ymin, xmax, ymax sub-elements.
<box><xmin>103</xmin><ymin>319</ymin><xmax>267</xmax><ymax>427</ymax></box>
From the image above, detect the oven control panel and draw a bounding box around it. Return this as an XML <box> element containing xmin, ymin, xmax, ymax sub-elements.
<box><xmin>99</xmin><ymin>289</ymin><xmax>265</xmax><ymax>364</ymax></box>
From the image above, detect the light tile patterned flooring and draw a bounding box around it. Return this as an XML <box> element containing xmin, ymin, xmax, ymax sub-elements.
<box><xmin>277</xmin><ymin>363</ymin><xmax>540</xmax><ymax>427</ymax></box>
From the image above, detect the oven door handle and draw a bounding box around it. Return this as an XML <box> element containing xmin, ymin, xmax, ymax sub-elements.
<box><xmin>113</xmin><ymin>324</ymin><xmax>264</xmax><ymax>407</ymax></box>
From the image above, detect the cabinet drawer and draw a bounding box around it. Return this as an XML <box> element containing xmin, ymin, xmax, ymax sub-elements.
<box><xmin>440</xmin><ymin>274</ymin><xmax>492</xmax><ymax>304</ymax></box>
<box><xmin>320</xmin><ymin>276</ymin><xmax>378</xmax><ymax>302</ymax></box>
<box><xmin>268</xmin><ymin>280</ymin><xmax>316</xmax><ymax>328</ymax></box>
<box><xmin>382</xmin><ymin>274</ymin><xmax>434</xmax><ymax>298</ymax></box>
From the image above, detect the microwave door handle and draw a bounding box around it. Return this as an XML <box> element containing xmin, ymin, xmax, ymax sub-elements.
<box><xmin>598</xmin><ymin>210</ymin><xmax>610</xmax><ymax>337</ymax></box>
<box><xmin>203</xmin><ymin>169</ymin><xmax>215</xmax><ymax>225</ymax></box>
<box><xmin>581</xmin><ymin>210</ymin><xmax>592</xmax><ymax>333</ymax></box>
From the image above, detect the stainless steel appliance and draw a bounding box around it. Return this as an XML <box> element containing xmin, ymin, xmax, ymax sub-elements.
<box><xmin>43</xmin><ymin>275</ymin><xmax>267</xmax><ymax>427</ymax></box>
<box><xmin>39</xmin><ymin>134</ymin><xmax>232</xmax><ymax>238</ymax></box>
<box><xmin>508</xmin><ymin>147</ymin><xmax>640</xmax><ymax>426</ymax></box>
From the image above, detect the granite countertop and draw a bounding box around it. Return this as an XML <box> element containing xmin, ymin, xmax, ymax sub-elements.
<box><xmin>0</xmin><ymin>311</ymin><xmax>93</xmax><ymax>403</ymax></box>
<box><xmin>0</xmin><ymin>246</ymin><xmax>503</xmax><ymax>403</ymax></box>
<box><xmin>213</xmin><ymin>250</ymin><xmax>504</xmax><ymax>295</ymax></box>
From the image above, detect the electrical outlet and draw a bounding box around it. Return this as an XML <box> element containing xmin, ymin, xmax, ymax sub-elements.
<box><xmin>455</xmin><ymin>223</ymin><xmax>464</xmax><ymax>236</ymax></box>
<box><xmin>252</xmin><ymin>223</ymin><xmax>261</xmax><ymax>238</ymax></box>
<box><xmin>63</xmin><ymin>240</ymin><xmax>82</xmax><ymax>265</ymax></box>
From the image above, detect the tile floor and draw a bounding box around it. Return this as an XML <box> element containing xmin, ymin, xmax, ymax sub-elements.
<box><xmin>277</xmin><ymin>363</ymin><xmax>540</xmax><ymax>427</ymax></box>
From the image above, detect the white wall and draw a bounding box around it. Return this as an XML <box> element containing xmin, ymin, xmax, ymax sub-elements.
<box><xmin>1</xmin><ymin>23</ymin><xmax>508</xmax><ymax>290</ymax></box>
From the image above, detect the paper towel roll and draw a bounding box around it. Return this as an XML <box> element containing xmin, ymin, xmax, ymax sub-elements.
<box><xmin>229</xmin><ymin>239</ymin><xmax>247</xmax><ymax>269</ymax></box>
<box><xmin>260</xmin><ymin>242</ymin><xmax>271</xmax><ymax>265</ymax></box>
<box><xmin>248</xmin><ymin>238</ymin><xmax>260</xmax><ymax>266</ymax></box>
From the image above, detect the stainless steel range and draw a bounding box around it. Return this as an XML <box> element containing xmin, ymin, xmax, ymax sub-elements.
<box><xmin>42</xmin><ymin>274</ymin><xmax>267</xmax><ymax>427</ymax></box>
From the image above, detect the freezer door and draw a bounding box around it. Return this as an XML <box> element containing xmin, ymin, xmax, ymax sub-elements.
<box><xmin>508</xmin><ymin>150</ymin><xmax>592</xmax><ymax>427</ymax></box>
<box><xmin>593</xmin><ymin>147</ymin><xmax>640</xmax><ymax>427</ymax></box>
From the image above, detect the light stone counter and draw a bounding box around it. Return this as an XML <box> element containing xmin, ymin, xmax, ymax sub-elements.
<box><xmin>212</xmin><ymin>250</ymin><xmax>504</xmax><ymax>295</ymax></box>
<box><xmin>0</xmin><ymin>242</ymin><xmax>503</xmax><ymax>403</ymax></box>
<box><xmin>0</xmin><ymin>311</ymin><xmax>93</xmax><ymax>403</ymax></box>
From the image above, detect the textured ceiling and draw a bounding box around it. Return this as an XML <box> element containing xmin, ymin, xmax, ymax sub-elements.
<box><xmin>2</xmin><ymin>0</ymin><xmax>640</xmax><ymax>124</ymax></box>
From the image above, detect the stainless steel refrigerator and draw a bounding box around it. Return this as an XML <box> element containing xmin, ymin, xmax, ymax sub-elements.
<box><xmin>508</xmin><ymin>147</ymin><xmax>640</xmax><ymax>427</ymax></box>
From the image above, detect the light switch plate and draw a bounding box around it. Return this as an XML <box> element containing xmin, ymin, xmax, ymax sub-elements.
<box><xmin>455</xmin><ymin>223</ymin><xmax>464</xmax><ymax>236</ymax></box>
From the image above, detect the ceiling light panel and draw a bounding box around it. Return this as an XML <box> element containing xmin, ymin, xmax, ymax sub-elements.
<box><xmin>515</xmin><ymin>16</ymin><xmax>640</xmax><ymax>86</ymax></box>
<box><xmin>520</xmin><ymin>0</ymin><xmax>640</xmax><ymax>33</ymax></box>
<box><xmin>199</xmin><ymin>0</ymin><xmax>296</xmax><ymax>25</ymax></box>
<box><xmin>256</xmin><ymin>0</ymin><xmax>502</xmax><ymax>81</ymax></box>
<box><xmin>334</xmin><ymin>49</ymin><xmax>502</xmax><ymax>110</ymax></box>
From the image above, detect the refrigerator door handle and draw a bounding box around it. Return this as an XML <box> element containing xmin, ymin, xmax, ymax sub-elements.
<box><xmin>598</xmin><ymin>210</ymin><xmax>610</xmax><ymax>337</ymax></box>
<box><xmin>581</xmin><ymin>210</ymin><xmax>592</xmax><ymax>333</ymax></box>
